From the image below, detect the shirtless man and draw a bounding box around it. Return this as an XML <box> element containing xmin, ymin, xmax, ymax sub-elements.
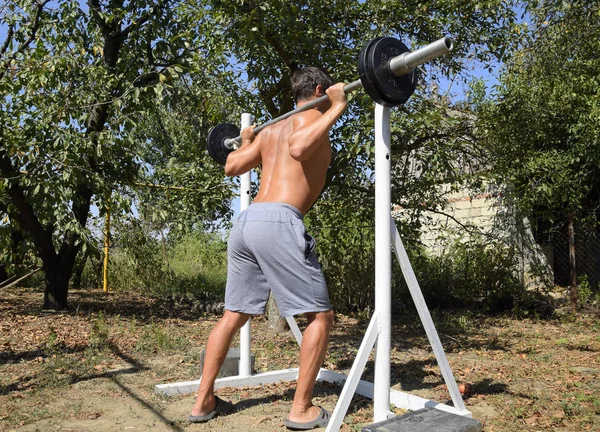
<box><xmin>190</xmin><ymin>67</ymin><xmax>347</xmax><ymax>430</ymax></box>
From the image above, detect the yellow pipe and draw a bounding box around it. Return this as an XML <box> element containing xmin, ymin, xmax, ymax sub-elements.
<box><xmin>103</xmin><ymin>194</ymin><xmax>111</xmax><ymax>293</ymax></box>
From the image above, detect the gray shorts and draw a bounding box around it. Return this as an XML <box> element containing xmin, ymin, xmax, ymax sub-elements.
<box><xmin>225</xmin><ymin>202</ymin><xmax>331</xmax><ymax>317</ymax></box>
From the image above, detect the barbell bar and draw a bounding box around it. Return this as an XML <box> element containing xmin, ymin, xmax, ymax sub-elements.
<box><xmin>207</xmin><ymin>36</ymin><xmax>454</xmax><ymax>165</ymax></box>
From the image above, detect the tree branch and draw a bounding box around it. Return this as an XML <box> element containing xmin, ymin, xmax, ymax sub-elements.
<box><xmin>262</xmin><ymin>29</ymin><xmax>298</xmax><ymax>72</ymax></box>
<box><xmin>87</xmin><ymin>0</ymin><xmax>110</xmax><ymax>36</ymax></box>
<box><xmin>0</xmin><ymin>23</ymin><xmax>14</xmax><ymax>57</ymax></box>
<box><xmin>0</xmin><ymin>145</ymin><xmax>57</xmax><ymax>262</ymax></box>
<box><xmin>153</xmin><ymin>48</ymin><xmax>188</xmax><ymax>67</ymax></box>
<box><xmin>413</xmin><ymin>204</ymin><xmax>493</xmax><ymax>238</ymax></box>
<box><xmin>121</xmin><ymin>0</ymin><xmax>170</xmax><ymax>38</ymax></box>
<box><xmin>327</xmin><ymin>180</ymin><xmax>373</xmax><ymax>195</ymax></box>
<box><xmin>259</xmin><ymin>74</ymin><xmax>291</xmax><ymax>117</ymax></box>
<box><xmin>0</xmin><ymin>0</ymin><xmax>51</xmax><ymax>81</ymax></box>
<box><xmin>391</xmin><ymin>132</ymin><xmax>455</xmax><ymax>153</ymax></box>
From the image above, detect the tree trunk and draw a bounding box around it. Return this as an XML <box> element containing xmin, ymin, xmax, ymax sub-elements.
<box><xmin>72</xmin><ymin>250</ymin><xmax>88</xmax><ymax>289</ymax></box>
<box><xmin>37</xmin><ymin>6</ymin><xmax>122</xmax><ymax>307</ymax></box>
<box><xmin>568</xmin><ymin>211</ymin><xmax>577</xmax><ymax>314</ymax></box>
<box><xmin>42</xmin><ymin>260</ymin><xmax>67</xmax><ymax>309</ymax></box>
<box><xmin>0</xmin><ymin>266</ymin><xmax>7</xmax><ymax>284</ymax></box>
<box><xmin>267</xmin><ymin>294</ymin><xmax>288</xmax><ymax>333</ymax></box>
<box><xmin>10</xmin><ymin>229</ymin><xmax>25</xmax><ymax>267</ymax></box>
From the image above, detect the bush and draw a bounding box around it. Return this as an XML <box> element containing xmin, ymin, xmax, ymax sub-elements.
<box><xmin>167</xmin><ymin>231</ymin><xmax>228</xmax><ymax>298</ymax></box>
<box><xmin>75</xmin><ymin>221</ymin><xmax>228</xmax><ymax>300</ymax></box>
<box><xmin>305</xmin><ymin>196</ymin><xmax>376</xmax><ymax>314</ymax></box>
<box><xmin>315</xmin><ymin>225</ymin><xmax>375</xmax><ymax>313</ymax></box>
<box><xmin>394</xmin><ymin>235</ymin><xmax>524</xmax><ymax>312</ymax></box>
<box><xmin>306</xmin><ymin>191</ymin><xmax>524</xmax><ymax>314</ymax></box>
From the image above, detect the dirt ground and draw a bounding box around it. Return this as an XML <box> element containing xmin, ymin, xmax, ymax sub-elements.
<box><xmin>1</xmin><ymin>288</ymin><xmax>599</xmax><ymax>432</ymax></box>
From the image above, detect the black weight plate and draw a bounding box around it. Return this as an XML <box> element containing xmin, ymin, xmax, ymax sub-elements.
<box><xmin>368</xmin><ymin>37</ymin><xmax>418</xmax><ymax>106</ymax></box>
<box><xmin>358</xmin><ymin>37</ymin><xmax>389</xmax><ymax>106</ymax></box>
<box><xmin>206</xmin><ymin>123</ymin><xmax>239</xmax><ymax>166</ymax></box>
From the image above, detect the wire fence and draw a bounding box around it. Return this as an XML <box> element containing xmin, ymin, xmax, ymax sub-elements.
<box><xmin>539</xmin><ymin>223</ymin><xmax>600</xmax><ymax>289</ymax></box>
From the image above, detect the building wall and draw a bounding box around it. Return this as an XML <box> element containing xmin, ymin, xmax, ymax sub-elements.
<box><xmin>420</xmin><ymin>191</ymin><xmax>499</xmax><ymax>249</ymax></box>
<box><xmin>394</xmin><ymin>186</ymin><xmax>554</xmax><ymax>291</ymax></box>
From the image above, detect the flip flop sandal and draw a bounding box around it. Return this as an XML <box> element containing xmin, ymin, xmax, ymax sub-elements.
<box><xmin>188</xmin><ymin>396</ymin><xmax>234</xmax><ymax>423</ymax></box>
<box><xmin>284</xmin><ymin>406</ymin><xmax>331</xmax><ymax>430</ymax></box>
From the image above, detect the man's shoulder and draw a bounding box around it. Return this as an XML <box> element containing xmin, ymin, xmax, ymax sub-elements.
<box><xmin>292</xmin><ymin>109</ymin><xmax>322</xmax><ymax>126</ymax></box>
<box><xmin>298</xmin><ymin>108</ymin><xmax>323</xmax><ymax>119</ymax></box>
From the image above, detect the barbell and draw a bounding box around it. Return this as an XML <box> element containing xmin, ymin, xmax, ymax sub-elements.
<box><xmin>207</xmin><ymin>36</ymin><xmax>454</xmax><ymax>165</ymax></box>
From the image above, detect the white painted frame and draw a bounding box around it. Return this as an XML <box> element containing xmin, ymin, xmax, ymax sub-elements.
<box><xmin>155</xmin><ymin>109</ymin><xmax>471</xmax><ymax>430</ymax></box>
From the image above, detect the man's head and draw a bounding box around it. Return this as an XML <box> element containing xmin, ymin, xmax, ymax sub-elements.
<box><xmin>291</xmin><ymin>67</ymin><xmax>333</xmax><ymax>103</ymax></box>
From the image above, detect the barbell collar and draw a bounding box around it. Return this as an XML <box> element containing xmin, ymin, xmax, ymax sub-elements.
<box><xmin>223</xmin><ymin>36</ymin><xmax>453</xmax><ymax>150</ymax></box>
<box><xmin>388</xmin><ymin>37</ymin><xmax>454</xmax><ymax>77</ymax></box>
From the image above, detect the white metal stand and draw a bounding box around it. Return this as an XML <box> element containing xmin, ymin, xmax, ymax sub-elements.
<box><xmin>239</xmin><ymin>112</ymin><xmax>253</xmax><ymax>377</ymax></box>
<box><xmin>155</xmin><ymin>108</ymin><xmax>471</xmax><ymax>429</ymax></box>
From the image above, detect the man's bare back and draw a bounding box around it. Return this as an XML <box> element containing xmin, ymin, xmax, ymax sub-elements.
<box><xmin>224</xmin><ymin>82</ymin><xmax>347</xmax><ymax>215</ymax></box>
<box><xmin>193</xmin><ymin>70</ymin><xmax>346</xmax><ymax>429</ymax></box>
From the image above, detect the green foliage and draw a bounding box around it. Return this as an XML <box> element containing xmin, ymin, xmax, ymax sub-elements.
<box><xmin>577</xmin><ymin>275</ymin><xmax>600</xmax><ymax>306</ymax></box>
<box><xmin>482</xmin><ymin>1</ymin><xmax>600</xmax><ymax>222</ymax></box>
<box><xmin>76</xmin><ymin>250</ymin><xmax>103</xmax><ymax>289</ymax></box>
<box><xmin>44</xmin><ymin>329</ymin><xmax>60</xmax><ymax>356</ymax></box>
<box><xmin>90</xmin><ymin>311</ymin><xmax>110</xmax><ymax>350</ymax></box>
<box><xmin>395</xmin><ymin>235</ymin><xmax>523</xmax><ymax>312</ymax></box>
<box><xmin>79</xmin><ymin>218</ymin><xmax>228</xmax><ymax>299</ymax></box>
<box><xmin>204</xmin><ymin>0</ymin><xmax>522</xmax><ymax>236</ymax></box>
<box><xmin>0</xmin><ymin>227</ymin><xmax>29</xmax><ymax>277</ymax></box>
<box><xmin>108</xmin><ymin>218</ymin><xmax>169</xmax><ymax>294</ymax></box>
<box><xmin>305</xmin><ymin>194</ymin><xmax>375</xmax><ymax>313</ymax></box>
<box><xmin>0</xmin><ymin>0</ymin><xmax>238</xmax><ymax>307</ymax></box>
<box><xmin>166</xmin><ymin>231</ymin><xmax>228</xmax><ymax>296</ymax></box>
<box><xmin>134</xmin><ymin>322</ymin><xmax>189</xmax><ymax>353</ymax></box>
<box><xmin>1</xmin><ymin>0</ymin><xmax>524</xmax><ymax>308</ymax></box>
<box><xmin>307</xmin><ymin>193</ymin><xmax>523</xmax><ymax>314</ymax></box>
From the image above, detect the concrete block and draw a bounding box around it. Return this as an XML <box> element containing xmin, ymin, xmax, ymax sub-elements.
<box><xmin>468</xmin><ymin>208</ymin><xmax>482</xmax><ymax>217</ymax></box>
<box><xmin>470</xmin><ymin>198</ymin><xmax>487</xmax><ymax>209</ymax></box>
<box><xmin>470</xmin><ymin>217</ymin><xmax>494</xmax><ymax>228</ymax></box>
<box><xmin>453</xmin><ymin>200</ymin><xmax>472</xmax><ymax>210</ymax></box>
<box><xmin>453</xmin><ymin>209</ymin><xmax>471</xmax><ymax>219</ymax></box>
<box><xmin>199</xmin><ymin>347</ymin><xmax>255</xmax><ymax>378</ymax></box>
<box><xmin>362</xmin><ymin>408</ymin><xmax>482</xmax><ymax>432</ymax></box>
<box><xmin>480</xmin><ymin>205</ymin><xmax>497</xmax><ymax>216</ymax></box>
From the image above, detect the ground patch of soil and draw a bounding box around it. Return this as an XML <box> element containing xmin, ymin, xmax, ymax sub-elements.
<box><xmin>1</xmin><ymin>288</ymin><xmax>599</xmax><ymax>431</ymax></box>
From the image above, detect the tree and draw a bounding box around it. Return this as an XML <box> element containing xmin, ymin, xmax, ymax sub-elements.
<box><xmin>0</xmin><ymin>1</ymin><xmax>234</xmax><ymax>308</ymax></box>
<box><xmin>482</xmin><ymin>1</ymin><xmax>600</xmax><ymax>312</ymax></box>
<box><xmin>1</xmin><ymin>0</ymin><xmax>522</xmax><ymax>310</ymax></box>
<box><xmin>200</xmin><ymin>0</ymin><xmax>522</xmax><ymax>223</ymax></box>
<box><xmin>130</xmin><ymin>75</ymin><xmax>254</xmax><ymax>237</ymax></box>
<box><xmin>197</xmin><ymin>0</ymin><xmax>521</xmax><ymax>312</ymax></box>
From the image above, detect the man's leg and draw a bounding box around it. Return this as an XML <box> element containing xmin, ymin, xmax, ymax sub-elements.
<box><xmin>288</xmin><ymin>309</ymin><xmax>335</xmax><ymax>423</ymax></box>
<box><xmin>191</xmin><ymin>310</ymin><xmax>250</xmax><ymax>416</ymax></box>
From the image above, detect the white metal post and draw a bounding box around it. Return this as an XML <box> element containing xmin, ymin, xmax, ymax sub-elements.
<box><xmin>239</xmin><ymin>113</ymin><xmax>253</xmax><ymax>377</ymax></box>
<box><xmin>390</xmin><ymin>220</ymin><xmax>469</xmax><ymax>414</ymax></box>
<box><xmin>374</xmin><ymin>104</ymin><xmax>392</xmax><ymax>422</ymax></box>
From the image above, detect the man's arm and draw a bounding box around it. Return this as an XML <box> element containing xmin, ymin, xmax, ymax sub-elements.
<box><xmin>288</xmin><ymin>83</ymin><xmax>347</xmax><ymax>161</ymax></box>
<box><xmin>224</xmin><ymin>126</ymin><xmax>262</xmax><ymax>176</ymax></box>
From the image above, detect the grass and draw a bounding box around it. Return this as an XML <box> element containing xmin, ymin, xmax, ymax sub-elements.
<box><xmin>134</xmin><ymin>322</ymin><xmax>189</xmax><ymax>353</ymax></box>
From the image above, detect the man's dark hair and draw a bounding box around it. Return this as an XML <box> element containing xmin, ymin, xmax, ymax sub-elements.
<box><xmin>291</xmin><ymin>67</ymin><xmax>334</xmax><ymax>103</ymax></box>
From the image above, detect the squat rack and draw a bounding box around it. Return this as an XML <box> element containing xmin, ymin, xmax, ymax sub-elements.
<box><xmin>156</xmin><ymin>40</ymin><xmax>471</xmax><ymax>431</ymax></box>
